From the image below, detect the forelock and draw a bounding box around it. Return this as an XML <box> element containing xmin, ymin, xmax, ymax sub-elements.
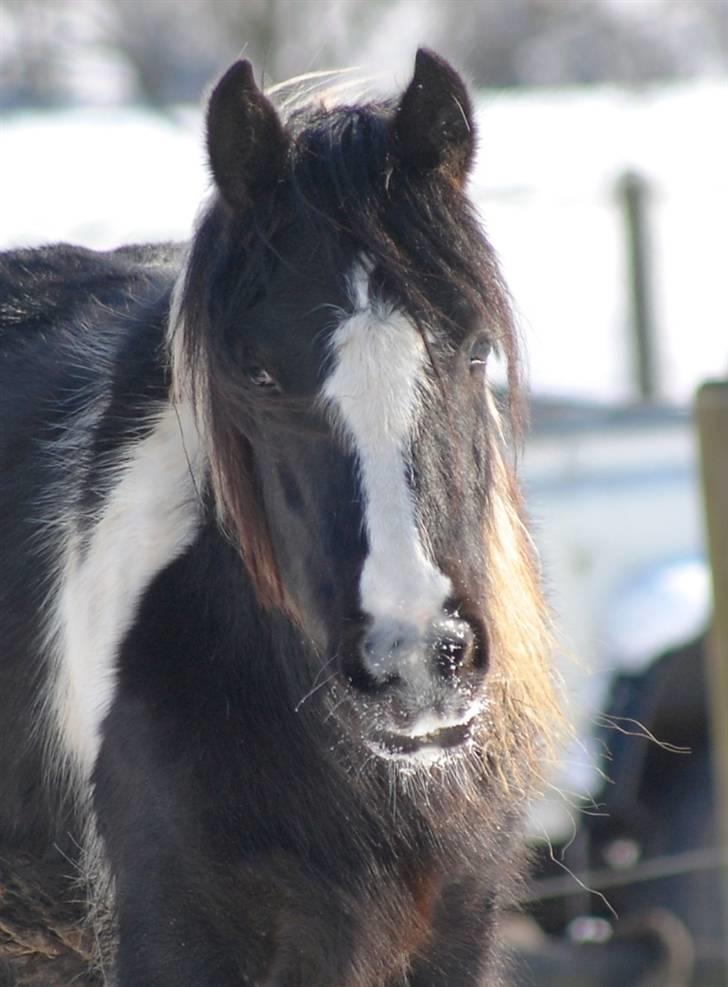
<box><xmin>280</xmin><ymin>94</ymin><xmax>523</xmax><ymax>427</ymax></box>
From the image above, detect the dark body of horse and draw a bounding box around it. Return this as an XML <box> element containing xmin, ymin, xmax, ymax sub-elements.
<box><xmin>0</xmin><ymin>52</ymin><xmax>556</xmax><ymax>986</ymax></box>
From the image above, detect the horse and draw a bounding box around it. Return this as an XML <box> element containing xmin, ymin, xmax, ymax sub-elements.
<box><xmin>0</xmin><ymin>49</ymin><xmax>558</xmax><ymax>986</ymax></box>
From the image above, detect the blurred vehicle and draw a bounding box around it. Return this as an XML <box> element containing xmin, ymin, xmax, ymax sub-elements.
<box><xmin>524</xmin><ymin>398</ymin><xmax>708</xmax><ymax>819</ymax></box>
<box><xmin>510</xmin><ymin>397</ymin><xmax>721</xmax><ymax>986</ymax></box>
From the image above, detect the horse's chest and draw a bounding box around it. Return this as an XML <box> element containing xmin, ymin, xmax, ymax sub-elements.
<box><xmin>232</xmin><ymin>857</ymin><xmax>442</xmax><ymax>986</ymax></box>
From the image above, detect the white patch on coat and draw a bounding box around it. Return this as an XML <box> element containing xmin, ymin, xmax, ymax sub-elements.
<box><xmin>51</xmin><ymin>402</ymin><xmax>203</xmax><ymax>777</ymax></box>
<box><xmin>323</xmin><ymin>271</ymin><xmax>452</xmax><ymax>682</ymax></box>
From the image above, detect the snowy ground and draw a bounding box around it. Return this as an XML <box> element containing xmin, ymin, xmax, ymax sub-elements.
<box><xmin>2</xmin><ymin>79</ymin><xmax>727</xmax><ymax>403</ymax></box>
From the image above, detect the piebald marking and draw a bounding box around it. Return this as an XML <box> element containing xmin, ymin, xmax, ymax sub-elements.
<box><xmin>52</xmin><ymin>404</ymin><xmax>203</xmax><ymax>776</ymax></box>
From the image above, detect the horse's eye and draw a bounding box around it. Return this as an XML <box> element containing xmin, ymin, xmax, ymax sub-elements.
<box><xmin>469</xmin><ymin>336</ymin><xmax>491</xmax><ymax>371</ymax></box>
<box><xmin>247</xmin><ymin>367</ymin><xmax>279</xmax><ymax>391</ymax></box>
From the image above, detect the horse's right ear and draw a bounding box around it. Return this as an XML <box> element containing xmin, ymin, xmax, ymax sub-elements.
<box><xmin>206</xmin><ymin>60</ymin><xmax>288</xmax><ymax>211</ymax></box>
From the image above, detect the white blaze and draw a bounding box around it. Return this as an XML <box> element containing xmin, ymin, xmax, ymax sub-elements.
<box><xmin>323</xmin><ymin>273</ymin><xmax>452</xmax><ymax>654</ymax></box>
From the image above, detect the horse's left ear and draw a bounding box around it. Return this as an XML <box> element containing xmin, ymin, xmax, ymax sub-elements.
<box><xmin>206</xmin><ymin>60</ymin><xmax>289</xmax><ymax>211</ymax></box>
<box><xmin>393</xmin><ymin>48</ymin><xmax>475</xmax><ymax>184</ymax></box>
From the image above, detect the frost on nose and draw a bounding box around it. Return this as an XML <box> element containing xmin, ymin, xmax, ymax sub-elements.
<box><xmin>430</xmin><ymin>616</ymin><xmax>477</xmax><ymax>678</ymax></box>
<box><xmin>361</xmin><ymin>621</ymin><xmax>426</xmax><ymax>688</ymax></box>
<box><xmin>361</xmin><ymin>614</ymin><xmax>477</xmax><ymax>692</ymax></box>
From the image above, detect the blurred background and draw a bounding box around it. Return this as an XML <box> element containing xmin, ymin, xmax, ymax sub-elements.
<box><xmin>1</xmin><ymin>1</ymin><xmax>727</xmax><ymax>983</ymax></box>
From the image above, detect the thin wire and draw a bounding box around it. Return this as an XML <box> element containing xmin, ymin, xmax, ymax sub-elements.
<box><xmin>521</xmin><ymin>846</ymin><xmax>728</xmax><ymax>905</ymax></box>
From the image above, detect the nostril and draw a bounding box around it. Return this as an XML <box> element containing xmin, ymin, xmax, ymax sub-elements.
<box><xmin>361</xmin><ymin>625</ymin><xmax>415</xmax><ymax>676</ymax></box>
<box><xmin>436</xmin><ymin>638</ymin><xmax>473</xmax><ymax>678</ymax></box>
<box><xmin>346</xmin><ymin>626</ymin><xmax>411</xmax><ymax>695</ymax></box>
<box><xmin>432</xmin><ymin>621</ymin><xmax>476</xmax><ymax>679</ymax></box>
<box><xmin>344</xmin><ymin>657</ymin><xmax>402</xmax><ymax>696</ymax></box>
<box><xmin>362</xmin><ymin>635</ymin><xmax>402</xmax><ymax>663</ymax></box>
<box><xmin>341</xmin><ymin>652</ymin><xmax>392</xmax><ymax>695</ymax></box>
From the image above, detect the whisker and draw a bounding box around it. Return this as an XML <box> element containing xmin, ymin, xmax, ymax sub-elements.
<box><xmin>594</xmin><ymin>713</ymin><xmax>691</xmax><ymax>754</ymax></box>
<box><xmin>295</xmin><ymin>668</ymin><xmax>339</xmax><ymax>712</ymax></box>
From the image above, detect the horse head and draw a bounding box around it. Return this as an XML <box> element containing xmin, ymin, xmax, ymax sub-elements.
<box><xmin>173</xmin><ymin>50</ymin><xmax>552</xmax><ymax>769</ymax></box>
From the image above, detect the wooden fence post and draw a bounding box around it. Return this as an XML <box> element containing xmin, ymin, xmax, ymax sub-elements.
<box><xmin>696</xmin><ymin>379</ymin><xmax>728</xmax><ymax>969</ymax></box>
<box><xmin>617</xmin><ymin>171</ymin><xmax>657</xmax><ymax>402</ymax></box>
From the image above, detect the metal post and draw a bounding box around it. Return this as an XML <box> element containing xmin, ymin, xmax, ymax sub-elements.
<box><xmin>618</xmin><ymin>171</ymin><xmax>657</xmax><ymax>402</ymax></box>
<box><xmin>695</xmin><ymin>379</ymin><xmax>728</xmax><ymax>972</ymax></box>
